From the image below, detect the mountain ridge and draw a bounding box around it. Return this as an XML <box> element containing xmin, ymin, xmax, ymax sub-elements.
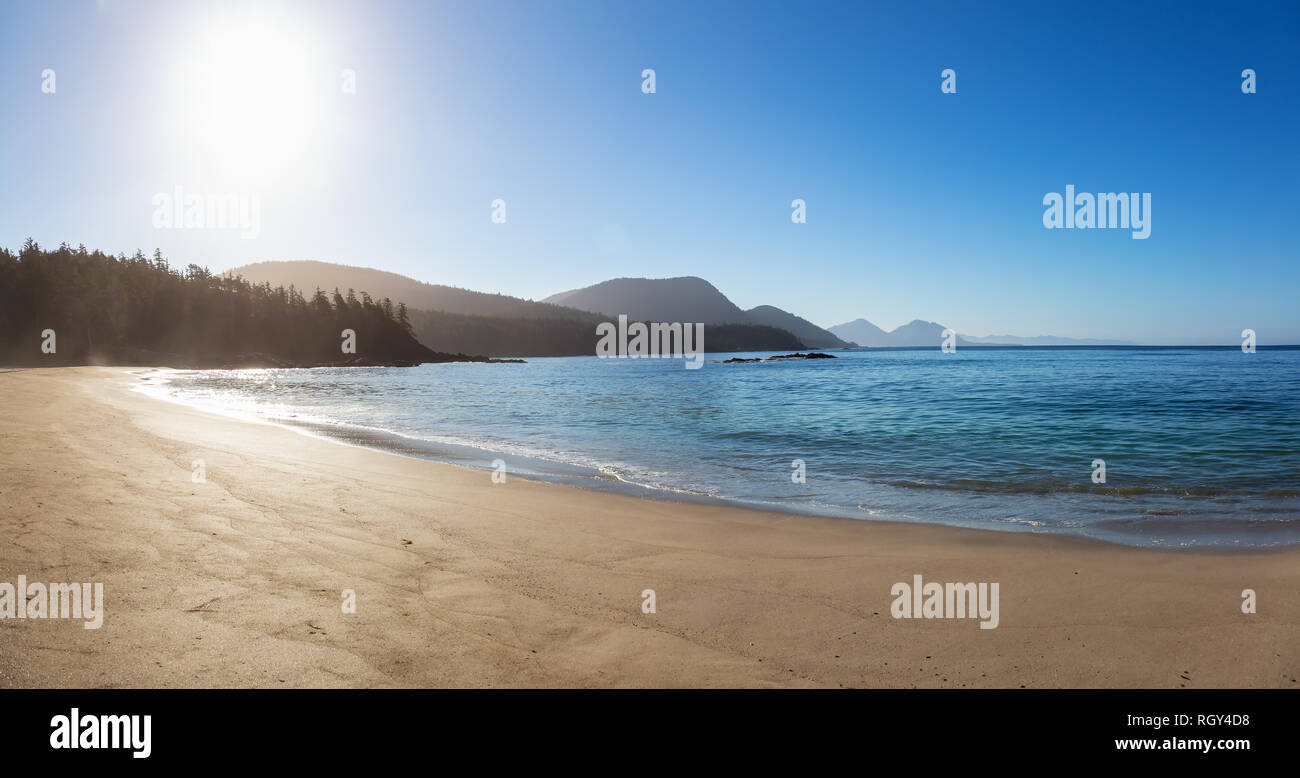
<box><xmin>829</xmin><ymin>318</ymin><xmax>972</xmax><ymax>348</ymax></box>
<box><xmin>543</xmin><ymin>276</ymin><xmax>852</xmax><ymax>347</ymax></box>
<box><xmin>232</xmin><ymin>265</ymin><xmax>810</xmax><ymax>356</ymax></box>
<box><xmin>230</xmin><ymin>260</ymin><xmax>606</xmax><ymax>321</ymax></box>
<box><xmin>542</xmin><ymin>276</ymin><xmax>748</xmax><ymax>325</ymax></box>
<box><xmin>828</xmin><ymin>318</ymin><xmax>1134</xmax><ymax>348</ymax></box>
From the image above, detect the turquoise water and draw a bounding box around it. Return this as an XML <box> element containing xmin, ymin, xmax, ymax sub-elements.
<box><xmin>143</xmin><ymin>347</ymin><xmax>1300</xmax><ymax>548</ymax></box>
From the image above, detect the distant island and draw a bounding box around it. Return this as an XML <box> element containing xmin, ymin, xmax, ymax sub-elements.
<box><xmin>721</xmin><ymin>352</ymin><xmax>837</xmax><ymax>363</ymax></box>
<box><xmin>828</xmin><ymin>318</ymin><xmax>1138</xmax><ymax>348</ymax></box>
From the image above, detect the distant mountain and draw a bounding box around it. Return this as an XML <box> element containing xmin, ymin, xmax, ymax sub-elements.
<box><xmin>829</xmin><ymin>318</ymin><xmax>972</xmax><ymax>348</ymax></box>
<box><xmin>230</xmin><ymin>264</ymin><xmax>803</xmax><ymax>357</ymax></box>
<box><xmin>543</xmin><ymin>276</ymin><xmax>852</xmax><ymax>349</ymax></box>
<box><xmin>544</xmin><ymin>276</ymin><xmax>751</xmax><ymax>325</ymax></box>
<box><xmin>959</xmin><ymin>334</ymin><xmax>1138</xmax><ymax>346</ymax></box>
<box><xmin>229</xmin><ymin>260</ymin><xmax>603</xmax><ymax>321</ymax></box>
<box><xmin>888</xmin><ymin>320</ymin><xmax>972</xmax><ymax>347</ymax></box>
<box><xmin>745</xmin><ymin>305</ymin><xmax>855</xmax><ymax>348</ymax></box>
<box><xmin>828</xmin><ymin>318</ymin><xmax>891</xmax><ymax>347</ymax></box>
<box><xmin>830</xmin><ymin>317</ymin><xmax>1136</xmax><ymax>348</ymax></box>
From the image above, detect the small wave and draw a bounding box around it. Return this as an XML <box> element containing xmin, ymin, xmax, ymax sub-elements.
<box><xmin>134</xmin><ymin>362</ymin><xmax>1300</xmax><ymax>549</ymax></box>
<box><xmin>882</xmin><ymin>477</ymin><xmax>1298</xmax><ymax>499</ymax></box>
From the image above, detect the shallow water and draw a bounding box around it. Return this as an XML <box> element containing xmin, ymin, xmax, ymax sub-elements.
<box><xmin>138</xmin><ymin>347</ymin><xmax>1300</xmax><ymax>548</ymax></box>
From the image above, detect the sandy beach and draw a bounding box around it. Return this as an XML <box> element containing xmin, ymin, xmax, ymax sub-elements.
<box><xmin>0</xmin><ymin>366</ymin><xmax>1295</xmax><ymax>688</ymax></box>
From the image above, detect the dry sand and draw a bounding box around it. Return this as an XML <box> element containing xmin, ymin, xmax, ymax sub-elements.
<box><xmin>0</xmin><ymin>367</ymin><xmax>1296</xmax><ymax>688</ymax></box>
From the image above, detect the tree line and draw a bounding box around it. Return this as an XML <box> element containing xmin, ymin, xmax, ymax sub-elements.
<box><xmin>407</xmin><ymin>310</ymin><xmax>804</xmax><ymax>357</ymax></box>
<box><xmin>0</xmin><ymin>240</ymin><xmax>464</xmax><ymax>367</ymax></box>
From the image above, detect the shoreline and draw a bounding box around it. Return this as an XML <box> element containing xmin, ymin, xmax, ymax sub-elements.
<box><xmin>218</xmin><ymin>413</ymin><xmax>1300</xmax><ymax>553</ymax></box>
<box><xmin>135</xmin><ymin>365</ymin><xmax>1298</xmax><ymax>552</ymax></box>
<box><xmin>1</xmin><ymin>366</ymin><xmax>1297</xmax><ymax>688</ymax></box>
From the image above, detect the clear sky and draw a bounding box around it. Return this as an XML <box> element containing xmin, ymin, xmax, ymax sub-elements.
<box><xmin>2</xmin><ymin>0</ymin><xmax>1297</xmax><ymax>344</ymax></box>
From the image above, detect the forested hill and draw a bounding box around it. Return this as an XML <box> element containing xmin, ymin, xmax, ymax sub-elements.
<box><xmin>233</xmin><ymin>262</ymin><xmax>812</xmax><ymax>357</ymax></box>
<box><xmin>0</xmin><ymin>241</ymin><xmax>508</xmax><ymax>368</ymax></box>
<box><xmin>231</xmin><ymin>260</ymin><xmax>605</xmax><ymax>321</ymax></box>
<box><xmin>407</xmin><ymin>308</ymin><xmax>804</xmax><ymax>357</ymax></box>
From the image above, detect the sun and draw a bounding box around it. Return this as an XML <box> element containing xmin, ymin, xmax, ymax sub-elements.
<box><xmin>168</xmin><ymin>8</ymin><xmax>330</xmax><ymax>178</ymax></box>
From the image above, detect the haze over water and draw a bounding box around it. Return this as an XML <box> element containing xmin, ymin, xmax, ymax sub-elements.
<box><xmin>144</xmin><ymin>347</ymin><xmax>1300</xmax><ymax>548</ymax></box>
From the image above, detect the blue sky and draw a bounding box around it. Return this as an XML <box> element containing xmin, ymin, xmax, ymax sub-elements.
<box><xmin>2</xmin><ymin>0</ymin><xmax>1297</xmax><ymax>343</ymax></box>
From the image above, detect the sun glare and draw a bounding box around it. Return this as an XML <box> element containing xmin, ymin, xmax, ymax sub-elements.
<box><xmin>168</xmin><ymin>9</ymin><xmax>330</xmax><ymax>178</ymax></box>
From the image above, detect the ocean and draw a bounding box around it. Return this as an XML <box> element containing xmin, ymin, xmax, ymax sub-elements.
<box><xmin>137</xmin><ymin>347</ymin><xmax>1300</xmax><ymax>548</ymax></box>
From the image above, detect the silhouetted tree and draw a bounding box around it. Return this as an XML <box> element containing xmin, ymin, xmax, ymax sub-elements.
<box><xmin>0</xmin><ymin>241</ymin><xmax>446</xmax><ymax>367</ymax></box>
